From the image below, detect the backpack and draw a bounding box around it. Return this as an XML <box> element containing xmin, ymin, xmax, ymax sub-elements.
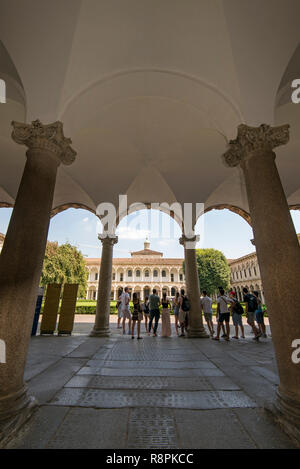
<box><xmin>181</xmin><ymin>296</ymin><xmax>190</xmax><ymax>311</ymax></box>
<box><xmin>247</xmin><ymin>294</ymin><xmax>258</xmax><ymax>312</ymax></box>
<box><xmin>233</xmin><ymin>299</ymin><xmax>244</xmax><ymax>315</ymax></box>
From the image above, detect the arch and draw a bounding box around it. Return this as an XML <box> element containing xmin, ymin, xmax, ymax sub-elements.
<box><xmin>51</xmin><ymin>203</ymin><xmax>97</xmax><ymax>218</ymax></box>
<box><xmin>203</xmin><ymin>205</ymin><xmax>251</xmax><ymax>226</ymax></box>
<box><xmin>0</xmin><ymin>202</ymin><xmax>13</xmax><ymax>209</ymax></box>
<box><xmin>143</xmin><ymin>286</ymin><xmax>151</xmax><ymax>299</ymax></box>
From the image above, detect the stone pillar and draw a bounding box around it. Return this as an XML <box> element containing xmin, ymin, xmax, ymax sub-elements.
<box><xmin>0</xmin><ymin>120</ymin><xmax>76</xmax><ymax>445</ymax></box>
<box><xmin>223</xmin><ymin>123</ymin><xmax>300</xmax><ymax>443</ymax></box>
<box><xmin>90</xmin><ymin>235</ymin><xmax>118</xmax><ymax>337</ymax></box>
<box><xmin>179</xmin><ymin>235</ymin><xmax>209</xmax><ymax>338</ymax></box>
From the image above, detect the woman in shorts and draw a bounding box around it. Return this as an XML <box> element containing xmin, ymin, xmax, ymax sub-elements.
<box><xmin>254</xmin><ymin>291</ymin><xmax>267</xmax><ymax>338</ymax></box>
<box><xmin>229</xmin><ymin>292</ymin><xmax>245</xmax><ymax>339</ymax></box>
<box><xmin>132</xmin><ymin>293</ymin><xmax>143</xmax><ymax>340</ymax></box>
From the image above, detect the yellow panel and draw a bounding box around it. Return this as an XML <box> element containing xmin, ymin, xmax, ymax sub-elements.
<box><xmin>40</xmin><ymin>284</ymin><xmax>62</xmax><ymax>334</ymax></box>
<box><xmin>57</xmin><ymin>284</ymin><xmax>79</xmax><ymax>335</ymax></box>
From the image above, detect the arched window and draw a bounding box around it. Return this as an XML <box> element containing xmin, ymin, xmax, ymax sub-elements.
<box><xmin>171</xmin><ymin>273</ymin><xmax>174</xmax><ymax>282</ymax></box>
<box><xmin>145</xmin><ymin>270</ymin><xmax>149</xmax><ymax>278</ymax></box>
<box><xmin>120</xmin><ymin>273</ymin><xmax>124</xmax><ymax>281</ymax></box>
<box><xmin>128</xmin><ymin>270</ymin><xmax>132</xmax><ymax>277</ymax></box>
<box><xmin>153</xmin><ymin>270</ymin><xmax>158</xmax><ymax>277</ymax></box>
<box><xmin>171</xmin><ymin>287</ymin><xmax>176</xmax><ymax>296</ymax></box>
<box><xmin>162</xmin><ymin>270</ymin><xmax>166</xmax><ymax>278</ymax></box>
<box><xmin>136</xmin><ymin>270</ymin><xmax>140</xmax><ymax>277</ymax></box>
<box><xmin>179</xmin><ymin>273</ymin><xmax>183</xmax><ymax>281</ymax></box>
<box><xmin>112</xmin><ymin>273</ymin><xmax>116</xmax><ymax>280</ymax></box>
<box><xmin>95</xmin><ymin>272</ymin><xmax>98</xmax><ymax>281</ymax></box>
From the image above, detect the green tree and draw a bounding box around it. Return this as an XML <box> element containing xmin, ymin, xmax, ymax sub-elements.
<box><xmin>183</xmin><ymin>248</ymin><xmax>230</xmax><ymax>296</ymax></box>
<box><xmin>41</xmin><ymin>242</ymin><xmax>88</xmax><ymax>298</ymax></box>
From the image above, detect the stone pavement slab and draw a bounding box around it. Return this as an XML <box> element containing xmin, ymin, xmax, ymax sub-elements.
<box><xmin>7</xmin><ymin>320</ymin><xmax>297</xmax><ymax>449</ymax></box>
<box><xmin>50</xmin><ymin>388</ymin><xmax>256</xmax><ymax>409</ymax></box>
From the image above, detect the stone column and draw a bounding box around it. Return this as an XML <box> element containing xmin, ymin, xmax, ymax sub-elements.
<box><xmin>223</xmin><ymin>123</ymin><xmax>300</xmax><ymax>443</ymax></box>
<box><xmin>179</xmin><ymin>235</ymin><xmax>209</xmax><ymax>338</ymax></box>
<box><xmin>90</xmin><ymin>235</ymin><xmax>118</xmax><ymax>337</ymax></box>
<box><xmin>0</xmin><ymin>120</ymin><xmax>76</xmax><ymax>445</ymax></box>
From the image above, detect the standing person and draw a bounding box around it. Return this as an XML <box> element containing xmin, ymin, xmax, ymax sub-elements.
<box><xmin>116</xmin><ymin>299</ymin><xmax>123</xmax><ymax>328</ymax></box>
<box><xmin>201</xmin><ymin>291</ymin><xmax>214</xmax><ymax>337</ymax></box>
<box><xmin>131</xmin><ymin>293</ymin><xmax>143</xmax><ymax>340</ymax></box>
<box><xmin>243</xmin><ymin>288</ymin><xmax>262</xmax><ymax>341</ymax></box>
<box><xmin>142</xmin><ymin>296</ymin><xmax>150</xmax><ymax>332</ymax></box>
<box><xmin>121</xmin><ymin>286</ymin><xmax>132</xmax><ymax>335</ymax></box>
<box><xmin>213</xmin><ymin>288</ymin><xmax>233</xmax><ymax>341</ymax></box>
<box><xmin>148</xmin><ymin>288</ymin><xmax>161</xmax><ymax>337</ymax></box>
<box><xmin>161</xmin><ymin>292</ymin><xmax>171</xmax><ymax>337</ymax></box>
<box><xmin>173</xmin><ymin>292</ymin><xmax>180</xmax><ymax>336</ymax></box>
<box><xmin>217</xmin><ymin>287</ymin><xmax>227</xmax><ymax>338</ymax></box>
<box><xmin>178</xmin><ymin>289</ymin><xmax>189</xmax><ymax>337</ymax></box>
<box><xmin>253</xmin><ymin>291</ymin><xmax>267</xmax><ymax>338</ymax></box>
<box><xmin>229</xmin><ymin>291</ymin><xmax>245</xmax><ymax>339</ymax></box>
<box><xmin>116</xmin><ymin>287</ymin><xmax>123</xmax><ymax>329</ymax></box>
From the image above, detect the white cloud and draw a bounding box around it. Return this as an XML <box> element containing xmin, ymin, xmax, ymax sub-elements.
<box><xmin>116</xmin><ymin>226</ymin><xmax>150</xmax><ymax>240</ymax></box>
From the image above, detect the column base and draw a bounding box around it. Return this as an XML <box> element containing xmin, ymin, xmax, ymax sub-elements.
<box><xmin>89</xmin><ymin>327</ymin><xmax>111</xmax><ymax>338</ymax></box>
<box><xmin>0</xmin><ymin>386</ymin><xmax>37</xmax><ymax>448</ymax></box>
<box><xmin>266</xmin><ymin>389</ymin><xmax>300</xmax><ymax>447</ymax></box>
<box><xmin>187</xmin><ymin>327</ymin><xmax>210</xmax><ymax>338</ymax></box>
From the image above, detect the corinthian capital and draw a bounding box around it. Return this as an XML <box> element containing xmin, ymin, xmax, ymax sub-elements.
<box><xmin>11</xmin><ymin>119</ymin><xmax>76</xmax><ymax>165</ymax></box>
<box><xmin>223</xmin><ymin>123</ymin><xmax>290</xmax><ymax>167</ymax></box>
<box><xmin>98</xmin><ymin>234</ymin><xmax>118</xmax><ymax>246</ymax></box>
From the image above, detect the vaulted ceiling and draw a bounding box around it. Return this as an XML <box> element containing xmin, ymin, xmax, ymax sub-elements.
<box><xmin>0</xmin><ymin>0</ymin><xmax>299</xmax><ymax>223</ymax></box>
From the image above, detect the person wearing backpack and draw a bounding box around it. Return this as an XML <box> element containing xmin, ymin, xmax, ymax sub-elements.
<box><xmin>213</xmin><ymin>288</ymin><xmax>234</xmax><ymax>341</ymax></box>
<box><xmin>243</xmin><ymin>287</ymin><xmax>262</xmax><ymax>341</ymax></box>
<box><xmin>178</xmin><ymin>289</ymin><xmax>189</xmax><ymax>337</ymax></box>
<box><xmin>229</xmin><ymin>291</ymin><xmax>245</xmax><ymax>339</ymax></box>
<box><xmin>253</xmin><ymin>290</ymin><xmax>267</xmax><ymax>338</ymax></box>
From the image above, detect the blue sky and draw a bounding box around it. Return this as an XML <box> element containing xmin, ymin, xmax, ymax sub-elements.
<box><xmin>1</xmin><ymin>207</ymin><xmax>300</xmax><ymax>260</ymax></box>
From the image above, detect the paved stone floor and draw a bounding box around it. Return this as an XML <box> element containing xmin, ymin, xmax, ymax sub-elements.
<box><xmin>7</xmin><ymin>316</ymin><xmax>296</xmax><ymax>449</ymax></box>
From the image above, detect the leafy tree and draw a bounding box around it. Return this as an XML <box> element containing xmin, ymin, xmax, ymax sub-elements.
<box><xmin>183</xmin><ymin>248</ymin><xmax>230</xmax><ymax>296</ymax></box>
<box><xmin>41</xmin><ymin>242</ymin><xmax>88</xmax><ymax>298</ymax></box>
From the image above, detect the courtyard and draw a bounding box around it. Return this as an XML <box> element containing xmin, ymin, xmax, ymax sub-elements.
<box><xmin>6</xmin><ymin>316</ymin><xmax>295</xmax><ymax>449</ymax></box>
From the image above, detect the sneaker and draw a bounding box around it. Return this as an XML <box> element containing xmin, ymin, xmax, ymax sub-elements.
<box><xmin>137</xmin><ymin>337</ymin><xmax>143</xmax><ymax>340</ymax></box>
<box><xmin>131</xmin><ymin>336</ymin><xmax>134</xmax><ymax>339</ymax></box>
<box><xmin>221</xmin><ymin>334</ymin><xmax>227</xmax><ymax>338</ymax></box>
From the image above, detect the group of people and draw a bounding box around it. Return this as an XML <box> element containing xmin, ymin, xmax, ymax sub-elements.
<box><xmin>116</xmin><ymin>287</ymin><xmax>190</xmax><ymax>339</ymax></box>
<box><xmin>116</xmin><ymin>286</ymin><xmax>267</xmax><ymax>341</ymax></box>
<box><xmin>201</xmin><ymin>287</ymin><xmax>267</xmax><ymax>341</ymax></box>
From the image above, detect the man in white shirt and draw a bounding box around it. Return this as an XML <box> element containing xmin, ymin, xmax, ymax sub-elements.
<box><xmin>120</xmin><ymin>286</ymin><xmax>131</xmax><ymax>335</ymax></box>
<box><xmin>200</xmin><ymin>291</ymin><xmax>214</xmax><ymax>337</ymax></box>
<box><xmin>213</xmin><ymin>288</ymin><xmax>234</xmax><ymax>341</ymax></box>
